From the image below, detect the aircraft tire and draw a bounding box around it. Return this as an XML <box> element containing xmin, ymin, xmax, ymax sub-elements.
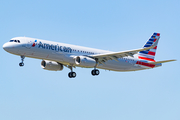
<box><xmin>91</xmin><ymin>70</ymin><xmax>95</xmax><ymax>76</ymax></box>
<box><xmin>72</xmin><ymin>72</ymin><xmax>76</xmax><ymax>78</ymax></box>
<box><xmin>68</xmin><ymin>72</ymin><xmax>76</xmax><ymax>78</ymax></box>
<box><xmin>91</xmin><ymin>69</ymin><xmax>100</xmax><ymax>76</ymax></box>
<box><xmin>19</xmin><ymin>62</ymin><xmax>24</xmax><ymax>67</ymax></box>
<box><xmin>95</xmin><ymin>70</ymin><xmax>100</xmax><ymax>75</ymax></box>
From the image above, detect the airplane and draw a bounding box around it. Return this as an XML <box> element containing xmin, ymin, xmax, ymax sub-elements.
<box><xmin>3</xmin><ymin>33</ymin><xmax>176</xmax><ymax>78</ymax></box>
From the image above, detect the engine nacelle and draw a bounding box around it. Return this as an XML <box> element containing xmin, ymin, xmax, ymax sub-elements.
<box><xmin>41</xmin><ymin>60</ymin><xmax>63</xmax><ymax>71</ymax></box>
<box><xmin>74</xmin><ymin>56</ymin><xmax>96</xmax><ymax>67</ymax></box>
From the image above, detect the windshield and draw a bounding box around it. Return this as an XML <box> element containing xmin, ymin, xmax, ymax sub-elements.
<box><xmin>9</xmin><ymin>40</ymin><xmax>20</xmax><ymax>43</ymax></box>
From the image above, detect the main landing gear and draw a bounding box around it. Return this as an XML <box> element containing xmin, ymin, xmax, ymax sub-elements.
<box><xmin>91</xmin><ymin>69</ymin><xmax>100</xmax><ymax>76</ymax></box>
<box><xmin>67</xmin><ymin>59</ymin><xmax>100</xmax><ymax>78</ymax></box>
<box><xmin>68</xmin><ymin>66</ymin><xmax>76</xmax><ymax>78</ymax></box>
<box><xmin>67</xmin><ymin>68</ymin><xmax>100</xmax><ymax>78</ymax></box>
<box><xmin>67</xmin><ymin>66</ymin><xmax>100</xmax><ymax>78</ymax></box>
<box><xmin>19</xmin><ymin>56</ymin><xmax>25</xmax><ymax>67</ymax></box>
<box><xmin>91</xmin><ymin>59</ymin><xmax>100</xmax><ymax>76</ymax></box>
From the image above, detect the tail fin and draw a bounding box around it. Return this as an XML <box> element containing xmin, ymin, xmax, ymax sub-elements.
<box><xmin>138</xmin><ymin>33</ymin><xmax>160</xmax><ymax>62</ymax></box>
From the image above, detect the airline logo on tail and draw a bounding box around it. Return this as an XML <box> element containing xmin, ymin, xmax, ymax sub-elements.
<box><xmin>138</xmin><ymin>33</ymin><xmax>160</xmax><ymax>62</ymax></box>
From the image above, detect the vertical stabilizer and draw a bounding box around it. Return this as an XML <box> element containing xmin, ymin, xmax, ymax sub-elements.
<box><xmin>137</xmin><ymin>33</ymin><xmax>160</xmax><ymax>62</ymax></box>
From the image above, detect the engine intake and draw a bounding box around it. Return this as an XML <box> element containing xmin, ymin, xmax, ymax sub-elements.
<box><xmin>41</xmin><ymin>60</ymin><xmax>63</xmax><ymax>71</ymax></box>
<box><xmin>75</xmin><ymin>56</ymin><xmax>96</xmax><ymax>67</ymax></box>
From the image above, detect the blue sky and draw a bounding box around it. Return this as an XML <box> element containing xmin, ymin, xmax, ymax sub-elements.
<box><xmin>0</xmin><ymin>0</ymin><xmax>179</xmax><ymax>120</ymax></box>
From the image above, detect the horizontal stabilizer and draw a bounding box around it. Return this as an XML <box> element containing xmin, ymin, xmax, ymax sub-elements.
<box><xmin>149</xmin><ymin>59</ymin><xmax>176</xmax><ymax>65</ymax></box>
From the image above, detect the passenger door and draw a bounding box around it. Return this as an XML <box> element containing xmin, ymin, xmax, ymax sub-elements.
<box><xmin>26</xmin><ymin>41</ymin><xmax>32</xmax><ymax>49</ymax></box>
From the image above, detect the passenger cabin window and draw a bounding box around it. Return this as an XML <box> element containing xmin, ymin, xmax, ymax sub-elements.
<box><xmin>9</xmin><ymin>40</ymin><xmax>20</xmax><ymax>43</ymax></box>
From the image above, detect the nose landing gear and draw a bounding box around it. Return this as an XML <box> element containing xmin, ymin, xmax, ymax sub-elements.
<box><xmin>19</xmin><ymin>56</ymin><xmax>25</xmax><ymax>67</ymax></box>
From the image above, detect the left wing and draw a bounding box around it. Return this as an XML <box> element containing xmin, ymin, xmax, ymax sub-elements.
<box><xmin>90</xmin><ymin>46</ymin><xmax>156</xmax><ymax>64</ymax></box>
<box><xmin>89</xmin><ymin>35</ymin><xmax>159</xmax><ymax>64</ymax></box>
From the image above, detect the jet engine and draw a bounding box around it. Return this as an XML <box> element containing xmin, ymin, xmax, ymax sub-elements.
<box><xmin>41</xmin><ymin>60</ymin><xmax>63</xmax><ymax>71</ymax></box>
<box><xmin>74</xmin><ymin>56</ymin><xmax>96</xmax><ymax>67</ymax></box>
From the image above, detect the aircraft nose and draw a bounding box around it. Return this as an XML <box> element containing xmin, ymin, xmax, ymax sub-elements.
<box><xmin>3</xmin><ymin>42</ymin><xmax>12</xmax><ymax>51</ymax></box>
<box><xmin>3</xmin><ymin>43</ymin><xmax>9</xmax><ymax>50</ymax></box>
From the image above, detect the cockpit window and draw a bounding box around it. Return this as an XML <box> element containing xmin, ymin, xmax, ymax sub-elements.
<box><xmin>9</xmin><ymin>40</ymin><xmax>20</xmax><ymax>43</ymax></box>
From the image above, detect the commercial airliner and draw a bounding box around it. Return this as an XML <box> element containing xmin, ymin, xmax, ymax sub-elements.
<box><xmin>3</xmin><ymin>33</ymin><xmax>175</xmax><ymax>78</ymax></box>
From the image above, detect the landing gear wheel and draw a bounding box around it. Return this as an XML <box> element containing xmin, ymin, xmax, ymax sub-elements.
<box><xmin>68</xmin><ymin>72</ymin><xmax>76</xmax><ymax>78</ymax></box>
<box><xmin>68</xmin><ymin>72</ymin><xmax>72</xmax><ymax>78</ymax></box>
<box><xmin>91</xmin><ymin>70</ymin><xmax>95</xmax><ymax>76</ymax></box>
<box><xmin>19</xmin><ymin>62</ymin><xmax>24</xmax><ymax>67</ymax></box>
<box><xmin>72</xmin><ymin>72</ymin><xmax>76</xmax><ymax>78</ymax></box>
<box><xmin>95</xmin><ymin>69</ymin><xmax>100</xmax><ymax>75</ymax></box>
<box><xmin>91</xmin><ymin>69</ymin><xmax>100</xmax><ymax>76</ymax></box>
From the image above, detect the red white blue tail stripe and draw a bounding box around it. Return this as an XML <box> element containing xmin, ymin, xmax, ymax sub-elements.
<box><xmin>138</xmin><ymin>33</ymin><xmax>160</xmax><ymax>62</ymax></box>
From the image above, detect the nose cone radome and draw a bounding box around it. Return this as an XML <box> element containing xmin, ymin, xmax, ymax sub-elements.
<box><xmin>3</xmin><ymin>42</ymin><xmax>13</xmax><ymax>52</ymax></box>
<box><xmin>3</xmin><ymin>43</ymin><xmax>9</xmax><ymax>50</ymax></box>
